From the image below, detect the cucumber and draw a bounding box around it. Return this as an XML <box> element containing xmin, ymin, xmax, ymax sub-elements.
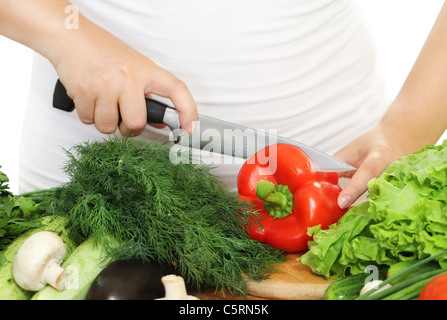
<box><xmin>0</xmin><ymin>215</ymin><xmax>77</xmax><ymax>300</ymax></box>
<box><xmin>324</xmin><ymin>268</ymin><xmax>387</xmax><ymax>300</ymax></box>
<box><xmin>32</xmin><ymin>237</ymin><xmax>113</xmax><ymax>300</ymax></box>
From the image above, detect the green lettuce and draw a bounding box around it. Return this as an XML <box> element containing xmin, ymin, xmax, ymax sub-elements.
<box><xmin>299</xmin><ymin>140</ymin><xmax>447</xmax><ymax>279</ymax></box>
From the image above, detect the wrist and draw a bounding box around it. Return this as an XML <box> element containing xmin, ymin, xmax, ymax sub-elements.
<box><xmin>0</xmin><ymin>0</ymin><xmax>111</xmax><ymax>69</ymax></box>
<box><xmin>44</xmin><ymin>14</ymin><xmax>109</xmax><ymax>68</ymax></box>
<box><xmin>378</xmin><ymin>98</ymin><xmax>442</xmax><ymax>154</ymax></box>
<box><xmin>0</xmin><ymin>1</ymin><xmax>71</xmax><ymax>60</ymax></box>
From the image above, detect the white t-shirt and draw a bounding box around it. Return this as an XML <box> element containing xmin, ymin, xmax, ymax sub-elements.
<box><xmin>19</xmin><ymin>0</ymin><xmax>390</xmax><ymax>193</ymax></box>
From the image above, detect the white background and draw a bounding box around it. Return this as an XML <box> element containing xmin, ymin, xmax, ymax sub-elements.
<box><xmin>0</xmin><ymin>1</ymin><xmax>445</xmax><ymax>194</ymax></box>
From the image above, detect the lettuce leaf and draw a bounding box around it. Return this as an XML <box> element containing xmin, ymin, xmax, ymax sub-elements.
<box><xmin>299</xmin><ymin>140</ymin><xmax>447</xmax><ymax>279</ymax></box>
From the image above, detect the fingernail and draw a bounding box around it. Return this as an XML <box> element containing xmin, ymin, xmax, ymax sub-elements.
<box><xmin>338</xmin><ymin>194</ymin><xmax>352</xmax><ymax>209</ymax></box>
<box><xmin>186</xmin><ymin>121</ymin><xmax>196</xmax><ymax>135</ymax></box>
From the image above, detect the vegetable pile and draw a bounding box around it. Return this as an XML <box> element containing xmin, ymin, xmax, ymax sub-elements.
<box><xmin>6</xmin><ymin>135</ymin><xmax>447</xmax><ymax>300</ymax></box>
<box><xmin>0</xmin><ymin>138</ymin><xmax>288</xmax><ymax>299</ymax></box>
<box><xmin>299</xmin><ymin>140</ymin><xmax>447</xmax><ymax>279</ymax></box>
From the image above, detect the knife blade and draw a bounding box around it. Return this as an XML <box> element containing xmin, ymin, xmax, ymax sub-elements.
<box><xmin>53</xmin><ymin>79</ymin><xmax>356</xmax><ymax>172</ymax></box>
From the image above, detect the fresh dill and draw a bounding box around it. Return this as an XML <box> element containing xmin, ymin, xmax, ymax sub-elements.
<box><xmin>48</xmin><ymin>137</ymin><xmax>284</xmax><ymax>295</ymax></box>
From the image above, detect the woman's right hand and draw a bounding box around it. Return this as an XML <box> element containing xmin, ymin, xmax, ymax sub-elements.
<box><xmin>52</xmin><ymin>23</ymin><xmax>197</xmax><ymax>137</ymax></box>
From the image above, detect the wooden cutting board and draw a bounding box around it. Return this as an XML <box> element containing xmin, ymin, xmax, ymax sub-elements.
<box><xmin>194</xmin><ymin>253</ymin><xmax>333</xmax><ymax>300</ymax></box>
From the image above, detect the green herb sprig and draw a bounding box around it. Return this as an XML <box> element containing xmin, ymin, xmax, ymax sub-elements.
<box><xmin>0</xmin><ymin>167</ymin><xmax>46</xmax><ymax>261</ymax></box>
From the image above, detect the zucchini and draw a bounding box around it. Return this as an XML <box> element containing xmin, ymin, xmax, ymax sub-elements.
<box><xmin>324</xmin><ymin>268</ymin><xmax>387</xmax><ymax>300</ymax></box>
<box><xmin>0</xmin><ymin>216</ymin><xmax>77</xmax><ymax>300</ymax></box>
<box><xmin>32</xmin><ymin>237</ymin><xmax>113</xmax><ymax>300</ymax></box>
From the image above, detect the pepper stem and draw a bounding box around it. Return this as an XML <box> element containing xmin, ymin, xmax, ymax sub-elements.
<box><xmin>256</xmin><ymin>179</ymin><xmax>293</xmax><ymax>219</ymax></box>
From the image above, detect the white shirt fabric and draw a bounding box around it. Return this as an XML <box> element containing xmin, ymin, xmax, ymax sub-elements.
<box><xmin>19</xmin><ymin>0</ymin><xmax>390</xmax><ymax>193</ymax></box>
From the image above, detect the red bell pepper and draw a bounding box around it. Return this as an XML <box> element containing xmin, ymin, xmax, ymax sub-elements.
<box><xmin>237</xmin><ymin>143</ymin><xmax>347</xmax><ymax>252</ymax></box>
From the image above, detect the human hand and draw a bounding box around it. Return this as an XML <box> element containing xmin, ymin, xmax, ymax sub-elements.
<box><xmin>333</xmin><ymin>123</ymin><xmax>417</xmax><ymax>209</ymax></box>
<box><xmin>51</xmin><ymin>23</ymin><xmax>197</xmax><ymax>137</ymax></box>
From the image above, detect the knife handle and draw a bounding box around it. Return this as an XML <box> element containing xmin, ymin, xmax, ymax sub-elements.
<box><xmin>52</xmin><ymin>79</ymin><xmax>172</xmax><ymax>127</ymax></box>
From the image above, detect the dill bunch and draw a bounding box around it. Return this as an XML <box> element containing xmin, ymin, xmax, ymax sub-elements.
<box><xmin>49</xmin><ymin>137</ymin><xmax>284</xmax><ymax>295</ymax></box>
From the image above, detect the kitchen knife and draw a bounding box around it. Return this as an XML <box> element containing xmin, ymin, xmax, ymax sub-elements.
<box><xmin>52</xmin><ymin>79</ymin><xmax>356</xmax><ymax>172</ymax></box>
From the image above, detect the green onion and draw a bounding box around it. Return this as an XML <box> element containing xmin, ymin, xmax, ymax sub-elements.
<box><xmin>356</xmin><ymin>250</ymin><xmax>447</xmax><ymax>300</ymax></box>
<box><xmin>364</xmin><ymin>269</ymin><xmax>446</xmax><ymax>300</ymax></box>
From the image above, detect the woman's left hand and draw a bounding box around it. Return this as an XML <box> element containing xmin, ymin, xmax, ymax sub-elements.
<box><xmin>335</xmin><ymin>1</ymin><xmax>447</xmax><ymax>209</ymax></box>
<box><xmin>333</xmin><ymin>123</ymin><xmax>417</xmax><ymax>209</ymax></box>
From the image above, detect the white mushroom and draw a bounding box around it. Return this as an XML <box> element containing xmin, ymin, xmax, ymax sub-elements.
<box><xmin>13</xmin><ymin>231</ymin><xmax>68</xmax><ymax>291</ymax></box>
<box><xmin>156</xmin><ymin>274</ymin><xmax>199</xmax><ymax>300</ymax></box>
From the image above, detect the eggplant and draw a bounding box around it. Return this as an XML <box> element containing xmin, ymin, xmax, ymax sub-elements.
<box><xmin>86</xmin><ymin>259</ymin><xmax>176</xmax><ymax>300</ymax></box>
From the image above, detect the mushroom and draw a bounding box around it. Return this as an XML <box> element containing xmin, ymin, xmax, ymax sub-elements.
<box><xmin>156</xmin><ymin>274</ymin><xmax>199</xmax><ymax>300</ymax></box>
<box><xmin>13</xmin><ymin>231</ymin><xmax>68</xmax><ymax>291</ymax></box>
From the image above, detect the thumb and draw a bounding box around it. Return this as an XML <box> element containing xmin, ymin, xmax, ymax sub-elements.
<box><xmin>337</xmin><ymin>152</ymin><xmax>387</xmax><ymax>209</ymax></box>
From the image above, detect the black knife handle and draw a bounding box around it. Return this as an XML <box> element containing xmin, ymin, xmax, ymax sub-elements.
<box><xmin>52</xmin><ymin>79</ymin><xmax>168</xmax><ymax>125</ymax></box>
<box><xmin>53</xmin><ymin>79</ymin><xmax>75</xmax><ymax>112</ymax></box>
